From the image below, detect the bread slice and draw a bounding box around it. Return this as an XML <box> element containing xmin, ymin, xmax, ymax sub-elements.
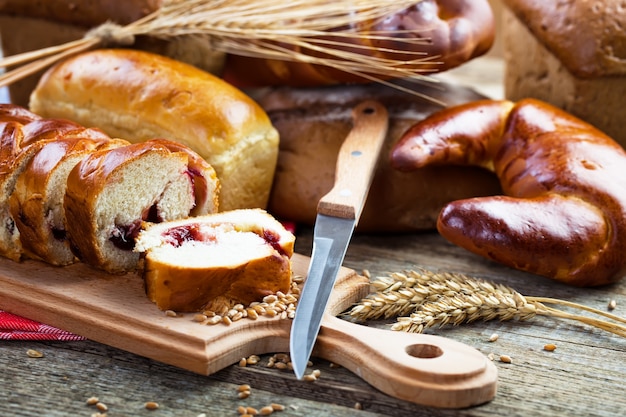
<box><xmin>0</xmin><ymin>122</ymin><xmax>35</xmax><ymax>261</ymax></box>
<box><xmin>64</xmin><ymin>139</ymin><xmax>219</xmax><ymax>273</ymax></box>
<box><xmin>134</xmin><ymin>209</ymin><xmax>295</xmax><ymax>312</ymax></box>
<box><xmin>9</xmin><ymin>137</ymin><xmax>128</xmax><ymax>265</ymax></box>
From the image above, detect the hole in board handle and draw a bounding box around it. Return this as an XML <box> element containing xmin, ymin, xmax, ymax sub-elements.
<box><xmin>406</xmin><ymin>343</ymin><xmax>444</xmax><ymax>359</ymax></box>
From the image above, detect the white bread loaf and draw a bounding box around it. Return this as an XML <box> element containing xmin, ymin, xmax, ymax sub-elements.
<box><xmin>64</xmin><ymin>139</ymin><xmax>219</xmax><ymax>274</ymax></box>
<box><xmin>9</xmin><ymin>137</ymin><xmax>129</xmax><ymax>265</ymax></box>
<box><xmin>134</xmin><ymin>209</ymin><xmax>295</xmax><ymax>312</ymax></box>
<box><xmin>501</xmin><ymin>1</ymin><xmax>626</xmax><ymax>147</ymax></box>
<box><xmin>29</xmin><ymin>49</ymin><xmax>278</xmax><ymax>211</ymax></box>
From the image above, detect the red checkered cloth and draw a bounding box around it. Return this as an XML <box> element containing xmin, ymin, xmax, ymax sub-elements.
<box><xmin>0</xmin><ymin>310</ymin><xmax>85</xmax><ymax>341</ymax></box>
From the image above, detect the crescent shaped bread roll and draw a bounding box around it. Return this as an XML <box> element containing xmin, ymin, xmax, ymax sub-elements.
<box><xmin>134</xmin><ymin>209</ymin><xmax>295</xmax><ymax>312</ymax></box>
<box><xmin>64</xmin><ymin>139</ymin><xmax>219</xmax><ymax>274</ymax></box>
<box><xmin>391</xmin><ymin>98</ymin><xmax>626</xmax><ymax>287</ymax></box>
<box><xmin>29</xmin><ymin>48</ymin><xmax>279</xmax><ymax>211</ymax></box>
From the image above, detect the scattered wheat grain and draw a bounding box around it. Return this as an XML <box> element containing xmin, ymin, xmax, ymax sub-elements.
<box><xmin>165</xmin><ymin>310</ymin><xmax>177</xmax><ymax>317</ymax></box>
<box><xmin>245</xmin><ymin>406</ymin><xmax>258</xmax><ymax>415</ymax></box>
<box><xmin>238</xmin><ymin>390</ymin><xmax>251</xmax><ymax>399</ymax></box>
<box><xmin>26</xmin><ymin>349</ymin><xmax>43</xmax><ymax>358</ymax></box>
<box><xmin>543</xmin><ymin>343</ymin><xmax>557</xmax><ymax>352</ymax></box>
<box><xmin>86</xmin><ymin>397</ymin><xmax>99</xmax><ymax>405</ymax></box>
<box><xmin>247</xmin><ymin>308</ymin><xmax>259</xmax><ymax>320</ymax></box>
<box><xmin>145</xmin><ymin>401</ymin><xmax>159</xmax><ymax>410</ymax></box>
<box><xmin>96</xmin><ymin>402</ymin><xmax>108</xmax><ymax>411</ymax></box>
<box><xmin>246</xmin><ymin>355</ymin><xmax>260</xmax><ymax>365</ymax></box>
<box><xmin>238</xmin><ymin>384</ymin><xmax>251</xmax><ymax>392</ymax></box>
<box><xmin>608</xmin><ymin>299</ymin><xmax>617</xmax><ymax>311</ymax></box>
<box><xmin>263</xmin><ymin>295</ymin><xmax>278</xmax><ymax>304</ymax></box>
<box><xmin>499</xmin><ymin>355</ymin><xmax>512</xmax><ymax>363</ymax></box>
<box><xmin>259</xmin><ymin>405</ymin><xmax>274</xmax><ymax>415</ymax></box>
<box><xmin>274</xmin><ymin>362</ymin><xmax>288</xmax><ymax>370</ymax></box>
<box><xmin>193</xmin><ymin>313</ymin><xmax>207</xmax><ymax>322</ymax></box>
<box><xmin>270</xmin><ymin>403</ymin><xmax>285</xmax><ymax>411</ymax></box>
<box><xmin>488</xmin><ymin>333</ymin><xmax>499</xmax><ymax>342</ymax></box>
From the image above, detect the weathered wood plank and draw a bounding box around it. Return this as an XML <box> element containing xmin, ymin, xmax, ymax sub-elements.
<box><xmin>1</xmin><ymin>230</ymin><xmax>624</xmax><ymax>417</ymax></box>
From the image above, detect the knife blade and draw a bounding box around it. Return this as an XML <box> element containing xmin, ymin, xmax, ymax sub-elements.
<box><xmin>290</xmin><ymin>100</ymin><xmax>389</xmax><ymax>379</ymax></box>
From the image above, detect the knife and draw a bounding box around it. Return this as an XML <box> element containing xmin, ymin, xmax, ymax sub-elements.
<box><xmin>289</xmin><ymin>100</ymin><xmax>389</xmax><ymax>379</ymax></box>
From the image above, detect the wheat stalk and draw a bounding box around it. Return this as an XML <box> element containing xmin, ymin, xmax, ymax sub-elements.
<box><xmin>0</xmin><ymin>0</ymin><xmax>436</xmax><ymax>91</ymax></box>
<box><xmin>345</xmin><ymin>268</ymin><xmax>626</xmax><ymax>338</ymax></box>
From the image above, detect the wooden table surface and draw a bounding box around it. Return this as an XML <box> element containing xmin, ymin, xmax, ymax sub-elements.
<box><xmin>1</xmin><ymin>57</ymin><xmax>625</xmax><ymax>417</ymax></box>
<box><xmin>1</xmin><ymin>224</ymin><xmax>625</xmax><ymax>417</ymax></box>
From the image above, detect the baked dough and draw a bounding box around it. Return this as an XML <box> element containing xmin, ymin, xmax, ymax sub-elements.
<box><xmin>135</xmin><ymin>209</ymin><xmax>295</xmax><ymax>311</ymax></box>
<box><xmin>29</xmin><ymin>48</ymin><xmax>279</xmax><ymax>211</ymax></box>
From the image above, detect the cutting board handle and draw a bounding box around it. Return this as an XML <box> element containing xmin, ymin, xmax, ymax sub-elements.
<box><xmin>314</xmin><ymin>315</ymin><xmax>498</xmax><ymax>409</ymax></box>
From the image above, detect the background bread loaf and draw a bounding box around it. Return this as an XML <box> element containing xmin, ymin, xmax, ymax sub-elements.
<box><xmin>501</xmin><ymin>0</ymin><xmax>626</xmax><ymax>148</ymax></box>
<box><xmin>252</xmin><ymin>80</ymin><xmax>502</xmax><ymax>232</ymax></box>
<box><xmin>29</xmin><ymin>49</ymin><xmax>278</xmax><ymax>211</ymax></box>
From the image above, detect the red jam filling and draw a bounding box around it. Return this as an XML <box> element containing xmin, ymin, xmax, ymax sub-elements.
<box><xmin>109</xmin><ymin>220</ymin><xmax>142</xmax><ymax>251</ymax></box>
<box><xmin>162</xmin><ymin>223</ymin><xmax>204</xmax><ymax>247</ymax></box>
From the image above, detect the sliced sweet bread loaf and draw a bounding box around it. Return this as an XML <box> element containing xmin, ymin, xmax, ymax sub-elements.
<box><xmin>134</xmin><ymin>209</ymin><xmax>295</xmax><ymax>312</ymax></box>
<box><xmin>9</xmin><ymin>137</ymin><xmax>129</xmax><ymax>265</ymax></box>
<box><xmin>64</xmin><ymin>139</ymin><xmax>219</xmax><ymax>273</ymax></box>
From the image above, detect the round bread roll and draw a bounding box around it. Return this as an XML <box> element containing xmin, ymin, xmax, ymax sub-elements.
<box><xmin>252</xmin><ymin>80</ymin><xmax>503</xmax><ymax>232</ymax></box>
<box><xmin>29</xmin><ymin>48</ymin><xmax>279</xmax><ymax>211</ymax></box>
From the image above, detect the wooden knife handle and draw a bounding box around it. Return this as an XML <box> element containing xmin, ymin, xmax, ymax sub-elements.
<box><xmin>317</xmin><ymin>100</ymin><xmax>389</xmax><ymax>220</ymax></box>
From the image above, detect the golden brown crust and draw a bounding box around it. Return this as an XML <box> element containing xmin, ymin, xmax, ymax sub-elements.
<box><xmin>501</xmin><ymin>0</ymin><xmax>626</xmax><ymax>78</ymax></box>
<box><xmin>144</xmin><ymin>251</ymin><xmax>293</xmax><ymax>311</ymax></box>
<box><xmin>30</xmin><ymin>48</ymin><xmax>279</xmax><ymax>210</ymax></box>
<box><xmin>391</xmin><ymin>98</ymin><xmax>626</xmax><ymax>286</ymax></box>
<box><xmin>223</xmin><ymin>0</ymin><xmax>495</xmax><ymax>87</ymax></box>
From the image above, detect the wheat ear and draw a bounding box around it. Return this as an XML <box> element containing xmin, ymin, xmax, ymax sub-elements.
<box><xmin>345</xmin><ymin>269</ymin><xmax>626</xmax><ymax>338</ymax></box>
<box><xmin>0</xmin><ymin>0</ymin><xmax>435</xmax><ymax>91</ymax></box>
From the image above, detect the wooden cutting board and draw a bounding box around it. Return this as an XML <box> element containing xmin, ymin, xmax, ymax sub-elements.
<box><xmin>0</xmin><ymin>253</ymin><xmax>497</xmax><ymax>409</ymax></box>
